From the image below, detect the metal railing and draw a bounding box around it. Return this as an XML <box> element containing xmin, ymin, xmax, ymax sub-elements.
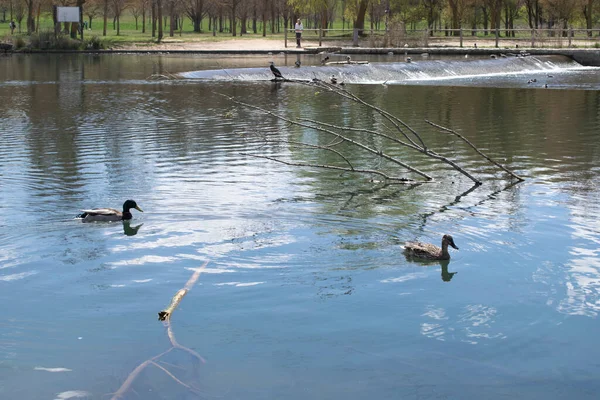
<box><xmin>285</xmin><ymin>27</ymin><xmax>600</xmax><ymax>49</ymax></box>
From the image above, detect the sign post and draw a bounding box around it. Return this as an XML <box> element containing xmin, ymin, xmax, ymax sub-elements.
<box><xmin>55</xmin><ymin>6</ymin><xmax>82</xmax><ymax>40</ymax></box>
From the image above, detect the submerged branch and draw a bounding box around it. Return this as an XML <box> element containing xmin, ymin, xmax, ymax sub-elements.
<box><xmin>110</xmin><ymin>261</ymin><xmax>209</xmax><ymax>400</ymax></box>
<box><xmin>261</xmin><ymin>138</ymin><xmax>355</xmax><ymax>170</ymax></box>
<box><xmin>239</xmin><ymin>153</ymin><xmax>417</xmax><ymax>182</ymax></box>
<box><xmin>298</xmin><ymin>118</ymin><xmax>421</xmax><ymax>152</ymax></box>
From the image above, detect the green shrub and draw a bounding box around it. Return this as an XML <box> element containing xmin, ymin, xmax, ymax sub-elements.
<box><xmin>14</xmin><ymin>36</ymin><xmax>26</xmax><ymax>49</ymax></box>
<box><xmin>85</xmin><ymin>35</ymin><xmax>104</xmax><ymax>50</ymax></box>
<box><xmin>28</xmin><ymin>30</ymin><xmax>81</xmax><ymax>50</ymax></box>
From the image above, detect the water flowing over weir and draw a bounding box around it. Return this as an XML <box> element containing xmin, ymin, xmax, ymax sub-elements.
<box><xmin>179</xmin><ymin>55</ymin><xmax>586</xmax><ymax>84</ymax></box>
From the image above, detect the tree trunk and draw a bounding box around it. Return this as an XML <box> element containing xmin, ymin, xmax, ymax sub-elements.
<box><xmin>169</xmin><ymin>0</ymin><xmax>174</xmax><ymax>36</ymax></box>
<box><xmin>103</xmin><ymin>0</ymin><xmax>108</xmax><ymax>36</ymax></box>
<box><xmin>152</xmin><ymin>0</ymin><xmax>156</xmax><ymax>37</ymax></box>
<box><xmin>231</xmin><ymin>1</ymin><xmax>237</xmax><ymax>36</ymax></box>
<box><xmin>354</xmin><ymin>0</ymin><xmax>367</xmax><ymax>35</ymax></box>
<box><xmin>26</xmin><ymin>0</ymin><xmax>34</xmax><ymax>34</ymax></box>
<box><xmin>585</xmin><ymin>0</ymin><xmax>593</xmax><ymax>37</ymax></box>
<box><xmin>157</xmin><ymin>0</ymin><xmax>163</xmax><ymax>41</ymax></box>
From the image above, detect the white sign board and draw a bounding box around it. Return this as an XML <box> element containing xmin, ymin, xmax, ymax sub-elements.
<box><xmin>56</xmin><ymin>7</ymin><xmax>80</xmax><ymax>23</ymax></box>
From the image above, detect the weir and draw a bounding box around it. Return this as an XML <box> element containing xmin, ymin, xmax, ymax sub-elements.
<box><xmin>180</xmin><ymin>55</ymin><xmax>588</xmax><ymax>84</ymax></box>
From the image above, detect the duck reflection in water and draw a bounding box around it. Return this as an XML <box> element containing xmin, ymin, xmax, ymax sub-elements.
<box><xmin>122</xmin><ymin>221</ymin><xmax>143</xmax><ymax>236</ymax></box>
<box><xmin>439</xmin><ymin>260</ymin><xmax>458</xmax><ymax>282</ymax></box>
<box><xmin>402</xmin><ymin>256</ymin><xmax>458</xmax><ymax>282</ymax></box>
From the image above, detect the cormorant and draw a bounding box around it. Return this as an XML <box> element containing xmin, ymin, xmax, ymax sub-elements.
<box><xmin>269</xmin><ymin>62</ymin><xmax>284</xmax><ymax>79</ymax></box>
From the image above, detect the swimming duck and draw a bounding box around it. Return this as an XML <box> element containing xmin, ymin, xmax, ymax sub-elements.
<box><xmin>403</xmin><ymin>234</ymin><xmax>459</xmax><ymax>260</ymax></box>
<box><xmin>78</xmin><ymin>199</ymin><xmax>143</xmax><ymax>222</ymax></box>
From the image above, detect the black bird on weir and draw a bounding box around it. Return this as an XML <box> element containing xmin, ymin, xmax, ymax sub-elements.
<box><xmin>269</xmin><ymin>62</ymin><xmax>284</xmax><ymax>79</ymax></box>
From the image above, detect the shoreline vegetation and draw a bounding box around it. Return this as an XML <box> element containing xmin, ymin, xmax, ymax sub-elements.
<box><xmin>2</xmin><ymin>18</ymin><xmax>600</xmax><ymax>53</ymax></box>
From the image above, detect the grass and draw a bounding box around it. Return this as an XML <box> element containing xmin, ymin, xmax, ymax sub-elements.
<box><xmin>2</xmin><ymin>13</ymin><xmax>599</xmax><ymax>49</ymax></box>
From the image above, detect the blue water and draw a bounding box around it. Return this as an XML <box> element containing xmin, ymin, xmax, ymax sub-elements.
<box><xmin>1</xmin><ymin>54</ymin><xmax>600</xmax><ymax>400</ymax></box>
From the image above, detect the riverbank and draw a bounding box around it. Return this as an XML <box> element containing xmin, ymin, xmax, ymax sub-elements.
<box><xmin>98</xmin><ymin>38</ymin><xmax>600</xmax><ymax>67</ymax></box>
<box><xmin>3</xmin><ymin>36</ymin><xmax>600</xmax><ymax>66</ymax></box>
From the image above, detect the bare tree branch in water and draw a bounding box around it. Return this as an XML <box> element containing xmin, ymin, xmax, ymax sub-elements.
<box><xmin>425</xmin><ymin>120</ymin><xmax>525</xmax><ymax>181</ymax></box>
<box><xmin>219</xmin><ymin>79</ymin><xmax>524</xmax><ymax>185</ymax></box>
<box><xmin>110</xmin><ymin>261</ymin><xmax>208</xmax><ymax>400</ymax></box>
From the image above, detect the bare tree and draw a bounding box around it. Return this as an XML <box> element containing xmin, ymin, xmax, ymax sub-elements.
<box><xmin>184</xmin><ymin>0</ymin><xmax>204</xmax><ymax>32</ymax></box>
<box><xmin>131</xmin><ymin>0</ymin><xmax>143</xmax><ymax>29</ymax></box>
<box><xmin>85</xmin><ymin>0</ymin><xmax>102</xmax><ymax>29</ymax></box>
<box><xmin>112</xmin><ymin>0</ymin><xmax>127</xmax><ymax>35</ymax></box>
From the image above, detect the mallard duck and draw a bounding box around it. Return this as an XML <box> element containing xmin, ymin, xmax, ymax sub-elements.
<box><xmin>78</xmin><ymin>199</ymin><xmax>143</xmax><ymax>223</ymax></box>
<box><xmin>403</xmin><ymin>234</ymin><xmax>458</xmax><ymax>260</ymax></box>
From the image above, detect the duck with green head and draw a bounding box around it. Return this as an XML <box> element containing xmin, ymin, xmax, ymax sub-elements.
<box><xmin>78</xmin><ymin>200</ymin><xmax>143</xmax><ymax>223</ymax></box>
<box><xmin>403</xmin><ymin>234</ymin><xmax>459</xmax><ymax>260</ymax></box>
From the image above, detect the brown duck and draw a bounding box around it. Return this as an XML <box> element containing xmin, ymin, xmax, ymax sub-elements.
<box><xmin>403</xmin><ymin>234</ymin><xmax>459</xmax><ymax>260</ymax></box>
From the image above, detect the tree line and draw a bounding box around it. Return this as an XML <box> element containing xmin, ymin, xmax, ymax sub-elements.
<box><xmin>1</xmin><ymin>0</ymin><xmax>599</xmax><ymax>40</ymax></box>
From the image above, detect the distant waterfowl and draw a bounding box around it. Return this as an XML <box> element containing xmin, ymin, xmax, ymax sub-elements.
<box><xmin>474</xmin><ymin>43</ymin><xmax>477</xmax><ymax>48</ymax></box>
<box><xmin>294</xmin><ymin>59</ymin><xmax>301</xmax><ymax>68</ymax></box>
<box><xmin>346</xmin><ymin>55</ymin><xmax>351</xmax><ymax>63</ymax></box>
<box><xmin>406</xmin><ymin>57</ymin><xmax>412</xmax><ymax>63</ymax></box>
<box><xmin>321</xmin><ymin>56</ymin><xmax>329</xmax><ymax>65</ymax></box>
<box><xmin>544</xmin><ymin>84</ymin><xmax>548</xmax><ymax>88</ymax></box>
<box><xmin>403</xmin><ymin>234</ymin><xmax>459</xmax><ymax>260</ymax></box>
<box><xmin>269</xmin><ymin>61</ymin><xmax>284</xmax><ymax>79</ymax></box>
<box><xmin>77</xmin><ymin>200</ymin><xmax>143</xmax><ymax>223</ymax></box>
<box><xmin>547</xmin><ymin>74</ymin><xmax>554</xmax><ymax>78</ymax></box>
<box><xmin>490</xmin><ymin>54</ymin><xmax>497</xmax><ymax>59</ymax></box>
<box><xmin>330</xmin><ymin>75</ymin><xmax>338</xmax><ymax>84</ymax></box>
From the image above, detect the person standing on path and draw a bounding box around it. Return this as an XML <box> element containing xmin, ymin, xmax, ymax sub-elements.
<box><xmin>295</xmin><ymin>19</ymin><xmax>303</xmax><ymax>48</ymax></box>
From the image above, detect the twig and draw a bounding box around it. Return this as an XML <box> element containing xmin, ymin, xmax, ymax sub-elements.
<box><xmin>308</xmin><ymin>80</ymin><xmax>428</xmax><ymax>151</ymax></box>
<box><xmin>219</xmin><ymin>93</ymin><xmax>432</xmax><ymax>181</ymax></box>
<box><xmin>110</xmin><ymin>348</ymin><xmax>174</xmax><ymax>400</ymax></box>
<box><xmin>150</xmin><ymin>361</ymin><xmax>202</xmax><ymax>394</ymax></box>
<box><xmin>426</xmin><ymin>120</ymin><xmax>524</xmax><ymax>181</ymax></box>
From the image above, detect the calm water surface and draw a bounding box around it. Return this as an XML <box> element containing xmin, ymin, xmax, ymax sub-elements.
<box><xmin>1</xmin><ymin>54</ymin><xmax>600</xmax><ymax>400</ymax></box>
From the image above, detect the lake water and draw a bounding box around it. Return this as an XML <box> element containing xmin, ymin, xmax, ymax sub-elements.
<box><xmin>1</xmin><ymin>53</ymin><xmax>600</xmax><ymax>400</ymax></box>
